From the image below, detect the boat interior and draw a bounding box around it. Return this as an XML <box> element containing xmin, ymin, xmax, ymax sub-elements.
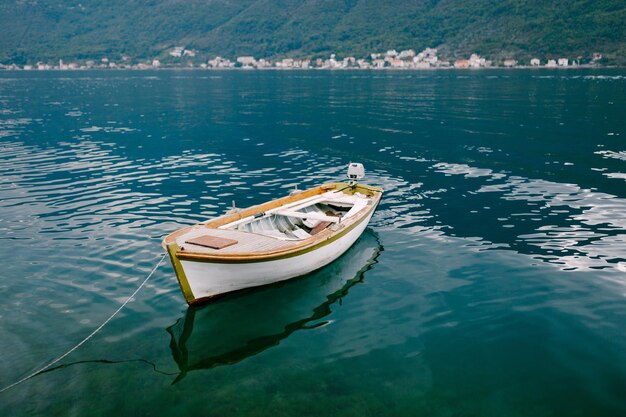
<box><xmin>166</xmin><ymin>188</ymin><xmax>376</xmax><ymax>255</ymax></box>
<box><xmin>220</xmin><ymin>191</ymin><xmax>368</xmax><ymax>241</ymax></box>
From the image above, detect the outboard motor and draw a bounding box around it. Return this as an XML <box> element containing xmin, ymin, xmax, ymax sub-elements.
<box><xmin>347</xmin><ymin>162</ymin><xmax>365</xmax><ymax>187</ymax></box>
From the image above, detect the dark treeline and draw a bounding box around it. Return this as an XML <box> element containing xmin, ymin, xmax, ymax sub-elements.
<box><xmin>1</xmin><ymin>0</ymin><xmax>624</xmax><ymax>64</ymax></box>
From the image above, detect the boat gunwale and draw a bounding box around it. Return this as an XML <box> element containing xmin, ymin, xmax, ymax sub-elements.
<box><xmin>162</xmin><ymin>183</ymin><xmax>382</xmax><ymax>263</ymax></box>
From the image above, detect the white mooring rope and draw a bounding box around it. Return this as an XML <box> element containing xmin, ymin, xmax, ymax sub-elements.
<box><xmin>0</xmin><ymin>253</ymin><xmax>167</xmax><ymax>394</ymax></box>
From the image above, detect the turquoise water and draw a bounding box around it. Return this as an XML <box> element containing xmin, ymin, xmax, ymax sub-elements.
<box><xmin>1</xmin><ymin>69</ymin><xmax>625</xmax><ymax>416</ymax></box>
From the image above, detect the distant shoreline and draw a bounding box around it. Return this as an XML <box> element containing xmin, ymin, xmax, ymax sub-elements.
<box><xmin>3</xmin><ymin>48</ymin><xmax>612</xmax><ymax>71</ymax></box>
<box><xmin>0</xmin><ymin>65</ymin><xmax>618</xmax><ymax>72</ymax></box>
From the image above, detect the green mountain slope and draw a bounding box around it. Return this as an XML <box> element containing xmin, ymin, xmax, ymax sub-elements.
<box><xmin>1</xmin><ymin>0</ymin><xmax>624</xmax><ymax>64</ymax></box>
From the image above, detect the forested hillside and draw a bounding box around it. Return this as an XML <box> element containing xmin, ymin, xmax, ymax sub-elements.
<box><xmin>1</xmin><ymin>0</ymin><xmax>624</xmax><ymax>64</ymax></box>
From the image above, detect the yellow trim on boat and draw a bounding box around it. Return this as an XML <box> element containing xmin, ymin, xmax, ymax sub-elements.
<box><xmin>166</xmin><ymin>243</ymin><xmax>195</xmax><ymax>303</ymax></box>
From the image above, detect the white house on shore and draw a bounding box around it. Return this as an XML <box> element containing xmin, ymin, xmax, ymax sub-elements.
<box><xmin>469</xmin><ymin>54</ymin><xmax>486</xmax><ymax>68</ymax></box>
<box><xmin>530</xmin><ymin>58</ymin><xmax>540</xmax><ymax>66</ymax></box>
<box><xmin>503</xmin><ymin>59</ymin><xmax>517</xmax><ymax>67</ymax></box>
<box><xmin>169</xmin><ymin>47</ymin><xmax>184</xmax><ymax>57</ymax></box>
<box><xmin>372</xmin><ymin>59</ymin><xmax>385</xmax><ymax>68</ymax></box>
<box><xmin>237</xmin><ymin>56</ymin><xmax>257</xmax><ymax>67</ymax></box>
<box><xmin>558</xmin><ymin>58</ymin><xmax>569</xmax><ymax>67</ymax></box>
<box><xmin>546</xmin><ymin>59</ymin><xmax>557</xmax><ymax>67</ymax></box>
<box><xmin>208</xmin><ymin>56</ymin><xmax>234</xmax><ymax>68</ymax></box>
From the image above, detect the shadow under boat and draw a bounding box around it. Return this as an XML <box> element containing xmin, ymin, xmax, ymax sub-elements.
<box><xmin>166</xmin><ymin>229</ymin><xmax>383</xmax><ymax>384</ymax></box>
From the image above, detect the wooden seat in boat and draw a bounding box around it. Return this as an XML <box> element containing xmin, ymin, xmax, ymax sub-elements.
<box><xmin>175</xmin><ymin>228</ymin><xmax>297</xmax><ymax>254</ymax></box>
<box><xmin>185</xmin><ymin>235</ymin><xmax>238</xmax><ymax>250</ymax></box>
<box><xmin>310</xmin><ymin>221</ymin><xmax>332</xmax><ymax>235</ymax></box>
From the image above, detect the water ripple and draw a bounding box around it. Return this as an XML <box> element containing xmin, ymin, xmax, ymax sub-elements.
<box><xmin>1</xmin><ymin>70</ymin><xmax>626</xmax><ymax>415</ymax></box>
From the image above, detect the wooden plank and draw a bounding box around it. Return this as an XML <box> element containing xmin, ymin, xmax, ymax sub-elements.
<box><xmin>186</xmin><ymin>235</ymin><xmax>238</xmax><ymax>249</ymax></box>
<box><xmin>310</xmin><ymin>221</ymin><xmax>332</xmax><ymax>235</ymax></box>
<box><xmin>177</xmin><ymin>228</ymin><xmax>296</xmax><ymax>254</ymax></box>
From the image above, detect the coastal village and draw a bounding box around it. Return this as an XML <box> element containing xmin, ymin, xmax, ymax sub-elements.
<box><xmin>0</xmin><ymin>47</ymin><xmax>605</xmax><ymax>71</ymax></box>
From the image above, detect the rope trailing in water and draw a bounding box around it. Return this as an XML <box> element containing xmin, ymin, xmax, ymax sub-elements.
<box><xmin>0</xmin><ymin>253</ymin><xmax>167</xmax><ymax>394</ymax></box>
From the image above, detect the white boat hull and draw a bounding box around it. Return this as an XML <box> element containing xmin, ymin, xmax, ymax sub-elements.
<box><xmin>179</xmin><ymin>210</ymin><xmax>374</xmax><ymax>302</ymax></box>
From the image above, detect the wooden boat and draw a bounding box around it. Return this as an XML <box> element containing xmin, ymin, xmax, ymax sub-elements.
<box><xmin>166</xmin><ymin>230</ymin><xmax>382</xmax><ymax>383</ymax></box>
<box><xmin>162</xmin><ymin>163</ymin><xmax>383</xmax><ymax>304</ymax></box>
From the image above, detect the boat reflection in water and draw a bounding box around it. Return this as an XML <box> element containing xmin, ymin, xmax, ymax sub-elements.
<box><xmin>166</xmin><ymin>230</ymin><xmax>382</xmax><ymax>383</ymax></box>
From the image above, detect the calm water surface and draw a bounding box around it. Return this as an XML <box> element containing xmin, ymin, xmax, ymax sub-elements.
<box><xmin>1</xmin><ymin>69</ymin><xmax>625</xmax><ymax>416</ymax></box>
